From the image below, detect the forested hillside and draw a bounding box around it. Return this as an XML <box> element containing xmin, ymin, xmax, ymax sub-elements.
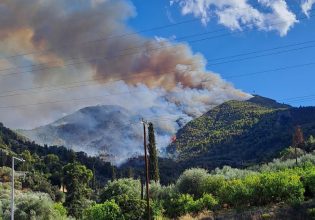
<box><xmin>0</xmin><ymin>122</ymin><xmax>113</xmax><ymax>185</ymax></box>
<box><xmin>2</xmin><ymin>99</ymin><xmax>315</xmax><ymax>219</ymax></box>
<box><xmin>168</xmin><ymin>96</ymin><xmax>315</xmax><ymax>169</ymax></box>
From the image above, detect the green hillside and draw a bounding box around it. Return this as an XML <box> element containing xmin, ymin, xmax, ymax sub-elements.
<box><xmin>168</xmin><ymin>96</ymin><xmax>315</xmax><ymax>169</ymax></box>
<box><xmin>0</xmin><ymin>122</ymin><xmax>113</xmax><ymax>185</ymax></box>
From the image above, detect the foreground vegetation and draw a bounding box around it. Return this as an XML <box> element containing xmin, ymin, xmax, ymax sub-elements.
<box><xmin>2</xmin><ymin>151</ymin><xmax>315</xmax><ymax>219</ymax></box>
<box><xmin>1</xmin><ymin>102</ymin><xmax>315</xmax><ymax>219</ymax></box>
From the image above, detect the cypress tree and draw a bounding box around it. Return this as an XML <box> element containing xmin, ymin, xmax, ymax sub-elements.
<box><xmin>148</xmin><ymin>122</ymin><xmax>160</xmax><ymax>182</ymax></box>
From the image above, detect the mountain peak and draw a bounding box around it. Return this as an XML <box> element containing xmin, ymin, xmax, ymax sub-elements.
<box><xmin>18</xmin><ymin>104</ymin><xmax>142</xmax><ymax>164</ymax></box>
<box><xmin>248</xmin><ymin>95</ymin><xmax>291</xmax><ymax>109</ymax></box>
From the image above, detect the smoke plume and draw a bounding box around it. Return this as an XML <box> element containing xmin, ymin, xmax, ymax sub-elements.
<box><xmin>0</xmin><ymin>0</ymin><xmax>250</xmax><ymax>160</ymax></box>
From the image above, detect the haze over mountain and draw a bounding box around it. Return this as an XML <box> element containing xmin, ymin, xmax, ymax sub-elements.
<box><xmin>16</xmin><ymin>95</ymin><xmax>315</xmax><ymax>166</ymax></box>
<box><xmin>18</xmin><ymin>104</ymin><xmax>198</xmax><ymax>164</ymax></box>
<box><xmin>18</xmin><ymin>105</ymin><xmax>145</xmax><ymax>164</ymax></box>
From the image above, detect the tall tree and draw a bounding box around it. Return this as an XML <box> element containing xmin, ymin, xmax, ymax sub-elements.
<box><xmin>148</xmin><ymin>122</ymin><xmax>159</xmax><ymax>182</ymax></box>
<box><xmin>63</xmin><ymin>162</ymin><xmax>93</xmax><ymax>218</ymax></box>
<box><xmin>292</xmin><ymin>125</ymin><xmax>305</xmax><ymax>165</ymax></box>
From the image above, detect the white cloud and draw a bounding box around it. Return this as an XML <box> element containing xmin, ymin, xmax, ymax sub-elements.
<box><xmin>172</xmin><ymin>0</ymin><xmax>298</xmax><ymax>36</ymax></box>
<box><xmin>301</xmin><ymin>0</ymin><xmax>315</xmax><ymax>16</ymax></box>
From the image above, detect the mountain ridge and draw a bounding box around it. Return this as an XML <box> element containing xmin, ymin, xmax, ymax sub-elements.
<box><xmin>16</xmin><ymin>95</ymin><xmax>315</xmax><ymax>168</ymax></box>
<box><xmin>17</xmin><ymin>105</ymin><xmax>144</xmax><ymax>164</ymax></box>
<box><xmin>168</xmin><ymin>96</ymin><xmax>315</xmax><ymax>169</ymax></box>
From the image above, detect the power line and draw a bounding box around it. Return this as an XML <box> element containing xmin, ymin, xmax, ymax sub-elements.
<box><xmin>1</xmin><ymin>9</ymin><xmax>314</xmax><ymax>79</ymax></box>
<box><xmin>0</xmin><ymin>32</ymin><xmax>232</xmax><ymax>78</ymax></box>
<box><xmin>0</xmin><ymin>61</ymin><xmax>314</xmax><ymax>108</ymax></box>
<box><xmin>0</xmin><ymin>60</ymin><xmax>315</xmax><ymax>99</ymax></box>
<box><xmin>207</xmin><ymin>39</ymin><xmax>315</xmax><ymax>62</ymax></box>
<box><xmin>0</xmin><ymin>17</ymin><xmax>201</xmax><ymax>61</ymax></box>
<box><xmin>285</xmin><ymin>97</ymin><xmax>315</xmax><ymax>104</ymax></box>
<box><xmin>0</xmin><ymin>1</ymin><xmax>278</xmax><ymax>62</ymax></box>
<box><xmin>1</xmin><ymin>29</ymin><xmax>313</xmax><ymax>81</ymax></box>
<box><xmin>0</xmin><ymin>28</ymin><xmax>227</xmax><ymax>74</ymax></box>
<box><xmin>208</xmin><ymin>44</ymin><xmax>315</xmax><ymax>66</ymax></box>
<box><xmin>225</xmin><ymin>61</ymin><xmax>315</xmax><ymax>79</ymax></box>
<box><xmin>280</xmin><ymin>94</ymin><xmax>315</xmax><ymax>102</ymax></box>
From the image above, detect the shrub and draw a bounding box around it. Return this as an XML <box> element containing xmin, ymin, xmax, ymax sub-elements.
<box><xmin>22</xmin><ymin>172</ymin><xmax>59</xmax><ymax>201</ymax></box>
<box><xmin>301</xmin><ymin>169</ymin><xmax>315</xmax><ymax>197</ymax></box>
<box><xmin>280</xmin><ymin>147</ymin><xmax>305</xmax><ymax>160</ymax></box>
<box><xmin>176</xmin><ymin>168</ymin><xmax>209</xmax><ymax>198</ymax></box>
<box><xmin>150</xmin><ymin>182</ymin><xmax>177</xmax><ymax>201</ymax></box>
<box><xmin>83</xmin><ymin>200</ymin><xmax>123</xmax><ymax>220</ymax></box>
<box><xmin>100</xmin><ymin>178</ymin><xmax>141</xmax><ymax>202</ymax></box>
<box><xmin>218</xmin><ymin>178</ymin><xmax>252</xmax><ymax>207</ymax></box>
<box><xmin>8</xmin><ymin>192</ymin><xmax>67</xmax><ymax>220</ymax></box>
<box><xmin>99</xmin><ymin>178</ymin><xmax>145</xmax><ymax>219</ymax></box>
<box><xmin>252</xmin><ymin>171</ymin><xmax>304</xmax><ymax>205</ymax></box>
<box><xmin>164</xmin><ymin>193</ymin><xmax>218</xmax><ymax>218</ymax></box>
<box><xmin>240</xmin><ymin>171</ymin><xmax>304</xmax><ymax>206</ymax></box>
<box><xmin>212</xmin><ymin>166</ymin><xmax>257</xmax><ymax>180</ymax></box>
<box><xmin>171</xmin><ymin>194</ymin><xmax>196</xmax><ymax>217</ymax></box>
<box><xmin>202</xmin><ymin>175</ymin><xmax>225</xmax><ymax>197</ymax></box>
<box><xmin>308</xmin><ymin>208</ymin><xmax>315</xmax><ymax>219</ymax></box>
<box><xmin>196</xmin><ymin>194</ymin><xmax>218</xmax><ymax>211</ymax></box>
<box><xmin>150</xmin><ymin>200</ymin><xmax>164</xmax><ymax>219</ymax></box>
<box><xmin>116</xmin><ymin>194</ymin><xmax>146</xmax><ymax>220</ymax></box>
<box><xmin>261</xmin><ymin>213</ymin><xmax>272</xmax><ymax>219</ymax></box>
<box><xmin>53</xmin><ymin>202</ymin><xmax>68</xmax><ymax>218</ymax></box>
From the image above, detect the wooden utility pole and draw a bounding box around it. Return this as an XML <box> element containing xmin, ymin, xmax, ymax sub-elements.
<box><xmin>142</xmin><ymin>119</ymin><xmax>150</xmax><ymax>220</ymax></box>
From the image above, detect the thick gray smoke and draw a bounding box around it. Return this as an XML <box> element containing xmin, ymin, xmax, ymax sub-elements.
<box><xmin>0</xmin><ymin>0</ymin><xmax>251</xmax><ymax>161</ymax></box>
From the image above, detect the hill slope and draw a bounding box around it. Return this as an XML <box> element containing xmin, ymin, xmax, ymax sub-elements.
<box><xmin>18</xmin><ymin>105</ymin><xmax>144</xmax><ymax>164</ymax></box>
<box><xmin>0</xmin><ymin>122</ymin><xmax>113</xmax><ymax>184</ymax></box>
<box><xmin>168</xmin><ymin>96</ymin><xmax>315</xmax><ymax>168</ymax></box>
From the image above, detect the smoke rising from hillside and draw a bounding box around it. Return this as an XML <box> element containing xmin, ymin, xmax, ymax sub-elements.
<box><xmin>0</xmin><ymin>0</ymin><xmax>250</xmax><ymax>161</ymax></box>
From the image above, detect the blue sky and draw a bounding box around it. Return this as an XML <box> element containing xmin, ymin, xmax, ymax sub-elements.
<box><xmin>128</xmin><ymin>0</ymin><xmax>315</xmax><ymax>106</ymax></box>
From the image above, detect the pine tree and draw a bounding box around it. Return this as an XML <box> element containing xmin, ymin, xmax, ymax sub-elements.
<box><xmin>292</xmin><ymin>125</ymin><xmax>305</xmax><ymax>165</ymax></box>
<box><xmin>148</xmin><ymin>122</ymin><xmax>160</xmax><ymax>182</ymax></box>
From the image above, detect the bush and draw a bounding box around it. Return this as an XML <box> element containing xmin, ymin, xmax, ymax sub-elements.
<box><xmin>251</xmin><ymin>171</ymin><xmax>304</xmax><ymax>205</ymax></box>
<box><xmin>83</xmin><ymin>200</ymin><xmax>124</xmax><ymax>220</ymax></box>
<box><xmin>22</xmin><ymin>172</ymin><xmax>58</xmax><ymax>201</ymax></box>
<box><xmin>308</xmin><ymin>208</ymin><xmax>315</xmax><ymax>219</ymax></box>
<box><xmin>100</xmin><ymin>178</ymin><xmax>141</xmax><ymax>202</ymax></box>
<box><xmin>116</xmin><ymin>195</ymin><xmax>146</xmax><ymax>220</ymax></box>
<box><xmin>176</xmin><ymin>168</ymin><xmax>209</xmax><ymax>198</ymax></box>
<box><xmin>218</xmin><ymin>178</ymin><xmax>253</xmax><ymax>207</ymax></box>
<box><xmin>170</xmin><ymin>194</ymin><xmax>196</xmax><ymax>217</ymax></box>
<box><xmin>150</xmin><ymin>182</ymin><xmax>177</xmax><ymax>201</ymax></box>
<box><xmin>53</xmin><ymin>202</ymin><xmax>67</xmax><ymax>218</ymax></box>
<box><xmin>302</xmin><ymin>169</ymin><xmax>315</xmax><ymax>197</ymax></box>
<box><xmin>99</xmin><ymin>178</ymin><xmax>145</xmax><ymax>219</ymax></box>
<box><xmin>196</xmin><ymin>193</ymin><xmax>218</xmax><ymax>211</ymax></box>
<box><xmin>5</xmin><ymin>192</ymin><xmax>67</xmax><ymax>220</ymax></box>
<box><xmin>150</xmin><ymin>200</ymin><xmax>164</xmax><ymax>219</ymax></box>
<box><xmin>202</xmin><ymin>175</ymin><xmax>225</xmax><ymax>197</ymax></box>
<box><xmin>212</xmin><ymin>166</ymin><xmax>257</xmax><ymax>180</ymax></box>
<box><xmin>280</xmin><ymin>147</ymin><xmax>305</xmax><ymax>160</ymax></box>
<box><xmin>163</xmin><ymin>193</ymin><xmax>218</xmax><ymax>218</ymax></box>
